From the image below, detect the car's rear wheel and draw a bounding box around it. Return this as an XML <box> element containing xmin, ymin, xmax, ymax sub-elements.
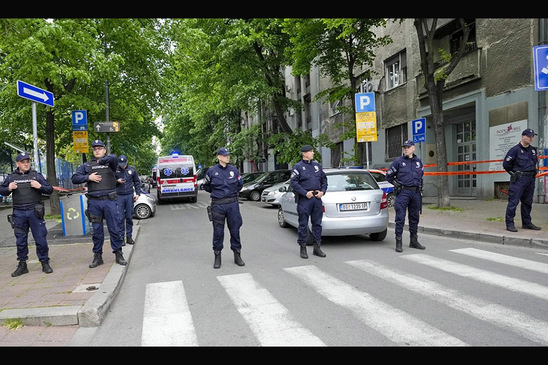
<box><xmin>369</xmin><ymin>228</ymin><xmax>387</xmax><ymax>241</ymax></box>
<box><xmin>250</xmin><ymin>190</ymin><xmax>261</xmax><ymax>201</ymax></box>
<box><xmin>387</xmin><ymin>193</ymin><xmax>395</xmax><ymax>208</ymax></box>
<box><xmin>134</xmin><ymin>203</ymin><xmax>152</xmax><ymax>219</ymax></box>
<box><xmin>277</xmin><ymin>208</ymin><xmax>288</xmax><ymax>228</ymax></box>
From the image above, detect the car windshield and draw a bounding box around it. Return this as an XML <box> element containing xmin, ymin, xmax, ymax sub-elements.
<box><xmin>327</xmin><ymin>172</ymin><xmax>378</xmax><ymax>192</ymax></box>
<box><xmin>251</xmin><ymin>172</ymin><xmax>269</xmax><ymax>183</ymax></box>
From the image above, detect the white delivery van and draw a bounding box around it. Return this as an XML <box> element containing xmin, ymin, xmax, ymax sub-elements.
<box><xmin>156</xmin><ymin>153</ymin><xmax>198</xmax><ymax>203</ymax></box>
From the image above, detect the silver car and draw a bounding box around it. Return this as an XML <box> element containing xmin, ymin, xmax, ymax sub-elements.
<box><xmin>277</xmin><ymin>169</ymin><xmax>389</xmax><ymax>243</ymax></box>
<box><xmin>261</xmin><ymin>179</ymin><xmax>290</xmax><ymax>206</ymax></box>
<box><xmin>133</xmin><ymin>192</ymin><xmax>157</xmax><ymax>219</ymax></box>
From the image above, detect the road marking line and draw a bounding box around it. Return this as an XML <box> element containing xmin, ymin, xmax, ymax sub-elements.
<box><xmin>284</xmin><ymin>265</ymin><xmax>466</xmax><ymax>346</ymax></box>
<box><xmin>451</xmin><ymin>248</ymin><xmax>548</xmax><ymax>274</ymax></box>
<box><xmin>404</xmin><ymin>254</ymin><xmax>548</xmax><ymax>301</ymax></box>
<box><xmin>142</xmin><ymin>280</ymin><xmax>198</xmax><ymax>346</ymax></box>
<box><xmin>348</xmin><ymin>259</ymin><xmax>548</xmax><ymax>345</ymax></box>
<box><xmin>217</xmin><ymin>273</ymin><xmax>325</xmax><ymax>346</ymax></box>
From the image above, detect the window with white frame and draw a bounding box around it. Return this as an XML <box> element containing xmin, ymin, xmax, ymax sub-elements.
<box><xmin>385</xmin><ymin>50</ymin><xmax>407</xmax><ymax>90</ymax></box>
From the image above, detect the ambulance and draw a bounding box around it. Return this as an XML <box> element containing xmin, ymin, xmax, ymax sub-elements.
<box><xmin>156</xmin><ymin>153</ymin><xmax>198</xmax><ymax>203</ymax></box>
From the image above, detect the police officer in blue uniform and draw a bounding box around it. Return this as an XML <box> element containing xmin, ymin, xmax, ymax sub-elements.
<box><xmin>203</xmin><ymin>147</ymin><xmax>245</xmax><ymax>269</ymax></box>
<box><xmin>290</xmin><ymin>144</ymin><xmax>328</xmax><ymax>259</ymax></box>
<box><xmin>71</xmin><ymin>140</ymin><xmax>127</xmax><ymax>268</ymax></box>
<box><xmin>503</xmin><ymin>128</ymin><xmax>541</xmax><ymax>232</ymax></box>
<box><xmin>386</xmin><ymin>140</ymin><xmax>425</xmax><ymax>253</ymax></box>
<box><xmin>115</xmin><ymin>154</ymin><xmax>141</xmax><ymax>245</ymax></box>
<box><xmin>0</xmin><ymin>152</ymin><xmax>54</xmax><ymax>276</ymax></box>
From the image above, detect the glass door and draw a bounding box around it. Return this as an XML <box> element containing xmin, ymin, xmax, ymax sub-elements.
<box><xmin>455</xmin><ymin>120</ymin><xmax>476</xmax><ymax>196</ymax></box>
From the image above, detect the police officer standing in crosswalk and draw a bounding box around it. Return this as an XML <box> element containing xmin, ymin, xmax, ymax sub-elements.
<box><xmin>202</xmin><ymin>147</ymin><xmax>245</xmax><ymax>269</ymax></box>
<box><xmin>115</xmin><ymin>154</ymin><xmax>141</xmax><ymax>245</ymax></box>
<box><xmin>503</xmin><ymin>128</ymin><xmax>541</xmax><ymax>232</ymax></box>
<box><xmin>290</xmin><ymin>144</ymin><xmax>328</xmax><ymax>259</ymax></box>
<box><xmin>0</xmin><ymin>152</ymin><xmax>54</xmax><ymax>277</ymax></box>
<box><xmin>71</xmin><ymin>140</ymin><xmax>127</xmax><ymax>268</ymax></box>
<box><xmin>386</xmin><ymin>140</ymin><xmax>425</xmax><ymax>253</ymax></box>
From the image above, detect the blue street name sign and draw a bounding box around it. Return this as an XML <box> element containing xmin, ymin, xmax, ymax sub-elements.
<box><xmin>412</xmin><ymin>118</ymin><xmax>426</xmax><ymax>143</ymax></box>
<box><xmin>355</xmin><ymin>92</ymin><xmax>375</xmax><ymax>113</ymax></box>
<box><xmin>16</xmin><ymin>80</ymin><xmax>54</xmax><ymax>107</ymax></box>
<box><xmin>72</xmin><ymin>110</ymin><xmax>88</xmax><ymax>131</ymax></box>
<box><xmin>534</xmin><ymin>45</ymin><xmax>548</xmax><ymax>91</ymax></box>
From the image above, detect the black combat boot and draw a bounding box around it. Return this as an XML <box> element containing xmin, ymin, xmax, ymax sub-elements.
<box><xmin>233</xmin><ymin>250</ymin><xmax>245</xmax><ymax>266</ymax></box>
<box><xmin>126</xmin><ymin>237</ymin><xmax>135</xmax><ymax>245</ymax></box>
<box><xmin>313</xmin><ymin>242</ymin><xmax>326</xmax><ymax>257</ymax></box>
<box><xmin>115</xmin><ymin>251</ymin><xmax>127</xmax><ymax>265</ymax></box>
<box><xmin>11</xmin><ymin>261</ymin><xmax>28</xmax><ymax>277</ymax></box>
<box><xmin>299</xmin><ymin>243</ymin><xmax>308</xmax><ymax>259</ymax></box>
<box><xmin>409</xmin><ymin>235</ymin><xmax>425</xmax><ymax>250</ymax></box>
<box><xmin>89</xmin><ymin>253</ymin><xmax>104</xmax><ymax>268</ymax></box>
<box><xmin>395</xmin><ymin>237</ymin><xmax>403</xmax><ymax>253</ymax></box>
<box><xmin>41</xmin><ymin>261</ymin><xmax>53</xmax><ymax>274</ymax></box>
<box><xmin>506</xmin><ymin>223</ymin><xmax>518</xmax><ymax>232</ymax></box>
<box><xmin>213</xmin><ymin>250</ymin><xmax>221</xmax><ymax>269</ymax></box>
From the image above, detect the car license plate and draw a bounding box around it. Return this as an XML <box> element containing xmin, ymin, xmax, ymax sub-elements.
<box><xmin>339</xmin><ymin>202</ymin><xmax>369</xmax><ymax>211</ymax></box>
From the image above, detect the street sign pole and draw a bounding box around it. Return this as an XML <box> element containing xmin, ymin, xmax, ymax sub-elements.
<box><xmin>32</xmin><ymin>102</ymin><xmax>39</xmax><ymax>171</ymax></box>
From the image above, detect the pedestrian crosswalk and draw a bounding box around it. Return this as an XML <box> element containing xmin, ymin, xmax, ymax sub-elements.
<box><xmin>141</xmin><ymin>248</ymin><xmax>548</xmax><ymax>346</ymax></box>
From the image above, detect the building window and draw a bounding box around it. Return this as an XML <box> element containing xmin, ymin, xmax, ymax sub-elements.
<box><xmin>385</xmin><ymin>50</ymin><xmax>407</xmax><ymax>90</ymax></box>
<box><xmin>385</xmin><ymin>124</ymin><xmax>408</xmax><ymax>160</ymax></box>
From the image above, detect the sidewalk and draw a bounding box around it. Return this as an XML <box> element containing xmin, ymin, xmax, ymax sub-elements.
<box><xmin>0</xmin><ymin>196</ymin><xmax>546</xmax><ymax>346</ymax></box>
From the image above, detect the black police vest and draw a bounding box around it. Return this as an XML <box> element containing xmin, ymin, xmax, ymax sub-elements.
<box><xmin>87</xmin><ymin>160</ymin><xmax>117</xmax><ymax>192</ymax></box>
<box><xmin>11</xmin><ymin>170</ymin><xmax>42</xmax><ymax>205</ymax></box>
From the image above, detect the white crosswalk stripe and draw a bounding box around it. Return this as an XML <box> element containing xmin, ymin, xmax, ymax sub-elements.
<box><xmin>170</xmin><ymin>202</ymin><xmax>209</xmax><ymax>210</ymax></box>
<box><xmin>141</xmin><ymin>281</ymin><xmax>198</xmax><ymax>346</ymax></box>
<box><xmin>139</xmin><ymin>248</ymin><xmax>548</xmax><ymax>346</ymax></box>
<box><xmin>285</xmin><ymin>265</ymin><xmax>466</xmax><ymax>346</ymax></box>
<box><xmin>217</xmin><ymin>273</ymin><xmax>325</xmax><ymax>346</ymax></box>
<box><xmin>347</xmin><ymin>259</ymin><xmax>548</xmax><ymax>345</ymax></box>
<box><xmin>403</xmin><ymin>254</ymin><xmax>548</xmax><ymax>301</ymax></box>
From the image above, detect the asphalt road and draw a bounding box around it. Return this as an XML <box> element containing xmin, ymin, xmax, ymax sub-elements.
<box><xmin>71</xmin><ymin>191</ymin><xmax>548</xmax><ymax>346</ymax></box>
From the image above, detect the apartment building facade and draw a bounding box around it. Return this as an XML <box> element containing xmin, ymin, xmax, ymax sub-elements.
<box><xmin>280</xmin><ymin>18</ymin><xmax>547</xmax><ymax>202</ymax></box>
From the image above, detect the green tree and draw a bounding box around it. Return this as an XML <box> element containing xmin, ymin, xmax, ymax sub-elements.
<box><xmin>0</xmin><ymin>18</ymin><xmax>166</xmax><ymax>213</ymax></box>
<box><xmin>414</xmin><ymin>18</ymin><xmax>474</xmax><ymax>207</ymax></box>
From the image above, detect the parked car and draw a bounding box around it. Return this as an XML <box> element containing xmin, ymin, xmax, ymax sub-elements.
<box><xmin>241</xmin><ymin>172</ymin><xmax>264</xmax><ymax>185</ymax></box>
<box><xmin>239</xmin><ymin>170</ymin><xmax>291</xmax><ymax>201</ymax></box>
<box><xmin>196</xmin><ymin>167</ymin><xmax>209</xmax><ymax>190</ymax></box>
<box><xmin>133</xmin><ymin>192</ymin><xmax>157</xmax><ymax>219</ymax></box>
<box><xmin>277</xmin><ymin>169</ymin><xmax>389</xmax><ymax>243</ymax></box>
<box><xmin>367</xmin><ymin>169</ymin><xmax>395</xmax><ymax>208</ymax></box>
<box><xmin>261</xmin><ymin>179</ymin><xmax>290</xmax><ymax>206</ymax></box>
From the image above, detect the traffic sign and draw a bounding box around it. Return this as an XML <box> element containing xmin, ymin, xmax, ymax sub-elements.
<box><xmin>412</xmin><ymin>118</ymin><xmax>426</xmax><ymax>143</ymax></box>
<box><xmin>72</xmin><ymin>110</ymin><xmax>88</xmax><ymax>131</ymax></box>
<box><xmin>16</xmin><ymin>80</ymin><xmax>54</xmax><ymax>107</ymax></box>
<box><xmin>94</xmin><ymin>122</ymin><xmax>120</xmax><ymax>133</ymax></box>
<box><xmin>73</xmin><ymin>130</ymin><xmax>88</xmax><ymax>153</ymax></box>
<box><xmin>533</xmin><ymin>45</ymin><xmax>548</xmax><ymax>91</ymax></box>
<box><xmin>356</xmin><ymin>112</ymin><xmax>377</xmax><ymax>142</ymax></box>
<box><xmin>355</xmin><ymin>92</ymin><xmax>375</xmax><ymax>113</ymax></box>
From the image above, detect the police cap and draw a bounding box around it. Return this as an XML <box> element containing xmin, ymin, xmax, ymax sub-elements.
<box><xmin>217</xmin><ymin>147</ymin><xmax>230</xmax><ymax>156</ymax></box>
<box><xmin>301</xmin><ymin>144</ymin><xmax>314</xmax><ymax>152</ymax></box>
<box><xmin>522</xmin><ymin>128</ymin><xmax>537</xmax><ymax>136</ymax></box>
<box><xmin>118</xmin><ymin>155</ymin><xmax>128</xmax><ymax>167</ymax></box>
<box><xmin>16</xmin><ymin>152</ymin><xmax>31</xmax><ymax>162</ymax></box>
<box><xmin>402</xmin><ymin>140</ymin><xmax>414</xmax><ymax>147</ymax></box>
<box><xmin>91</xmin><ymin>140</ymin><xmax>105</xmax><ymax>147</ymax></box>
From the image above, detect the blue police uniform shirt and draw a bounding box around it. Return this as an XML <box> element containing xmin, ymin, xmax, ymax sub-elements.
<box><xmin>71</xmin><ymin>154</ymin><xmax>119</xmax><ymax>197</ymax></box>
<box><xmin>115</xmin><ymin>165</ymin><xmax>142</xmax><ymax>196</ymax></box>
<box><xmin>386</xmin><ymin>154</ymin><xmax>424</xmax><ymax>187</ymax></box>
<box><xmin>203</xmin><ymin>163</ymin><xmax>243</xmax><ymax>199</ymax></box>
<box><xmin>502</xmin><ymin>143</ymin><xmax>538</xmax><ymax>173</ymax></box>
<box><xmin>290</xmin><ymin>159</ymin><xmax>327</xmax><ymax>197</ymax></box>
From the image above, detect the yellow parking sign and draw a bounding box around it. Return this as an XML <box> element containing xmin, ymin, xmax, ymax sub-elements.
<box><xmin>73</xmin><ymin>130</ymin><xmax>88</xmax><ymax>153</ymax></box>
<box><xmin>356</xmin><ymin>112</ymin><xmax>377</xmax><ymax>142</ymax></box>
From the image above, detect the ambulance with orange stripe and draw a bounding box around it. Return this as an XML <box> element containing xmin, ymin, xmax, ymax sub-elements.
<box><xmin>156</xmin><ymin>153</ymin><xmax>198</xmax><ymax>203</ymax></box>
